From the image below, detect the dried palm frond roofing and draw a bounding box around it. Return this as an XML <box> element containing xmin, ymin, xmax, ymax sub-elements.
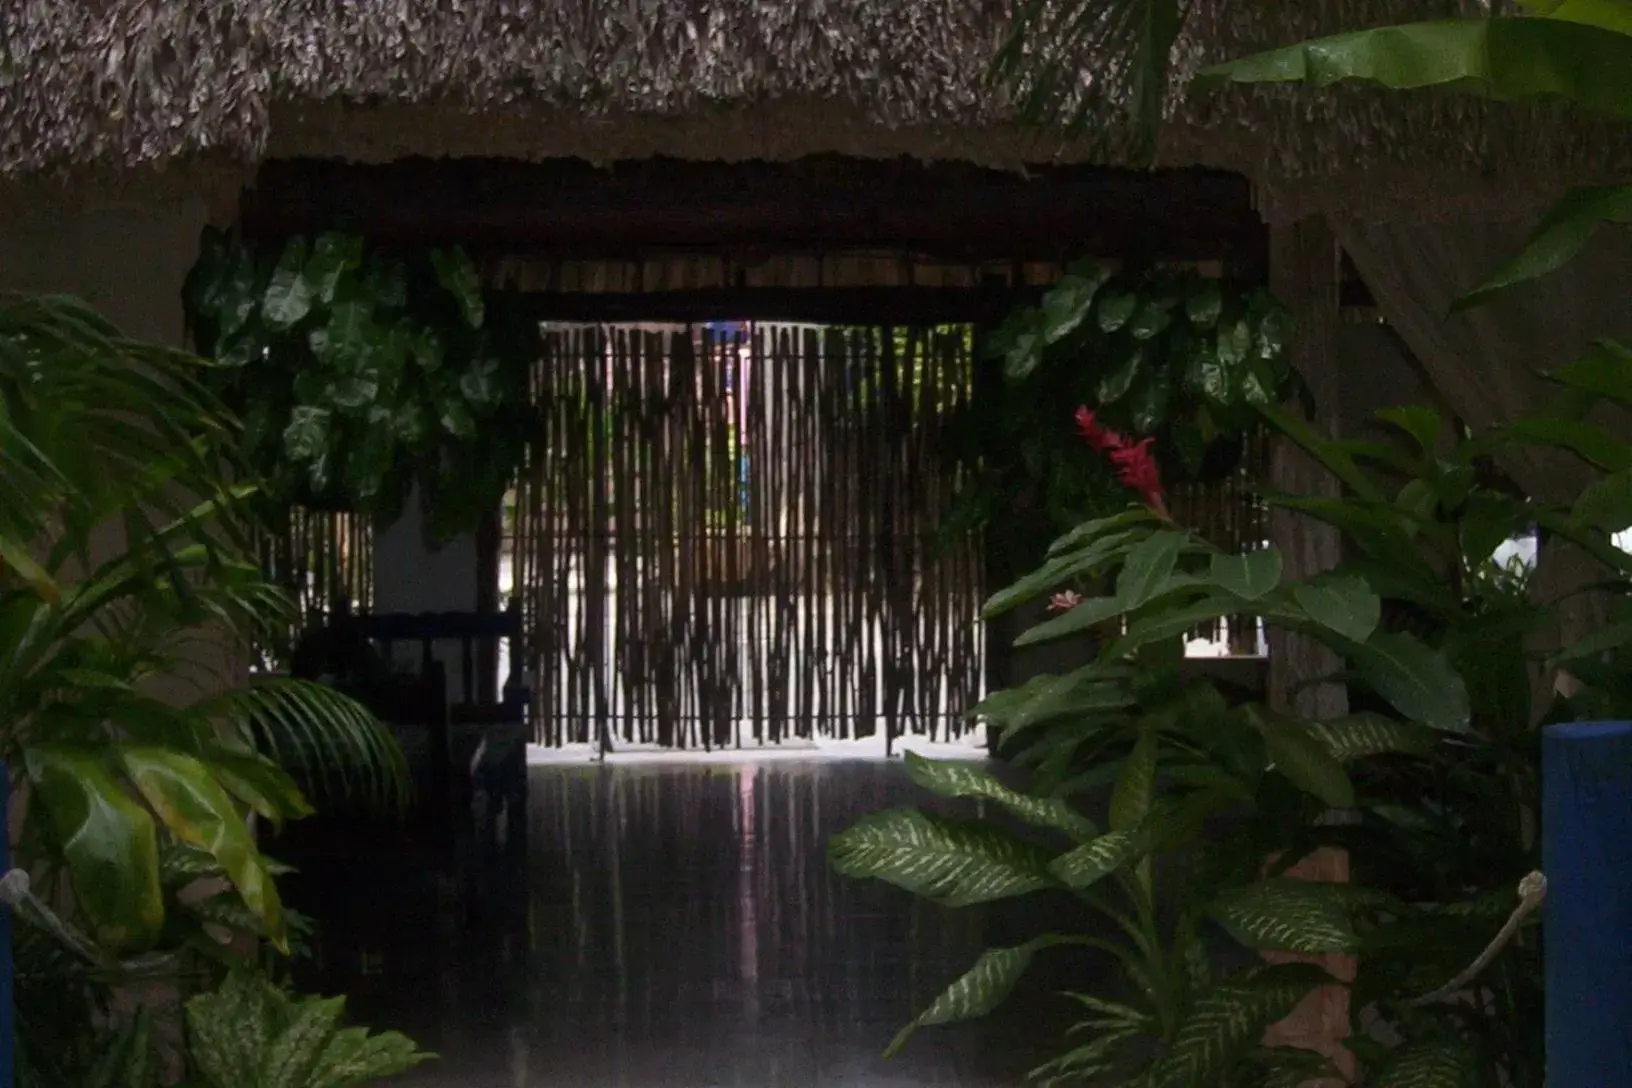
<box><xmin>2</xmin><ymin>0</ymin><xmax>1628</xmax><ymax>220</ymax></box>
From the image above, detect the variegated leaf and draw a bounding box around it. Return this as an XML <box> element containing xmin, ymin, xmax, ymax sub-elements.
<box><xmin>1210</xmin><ymin>879</ymin><xmax>1359</xmax><ymax>954</ymax></box>
<box><xmin>1109</xmin><ymin>730</ymin><xmax>1158</xmax><ymax>833</ymax></box>
<box><xmin>1151</xmin><ymin>963</ymin><xmax>1332</xmax><ymax>1088</ymax></box>
<box><xmin>184</xmin><ymin>971</ymin><xmax>283</xmax><ymax>1088</ymax></box>
<box><xmin>1309</xmin><ymin>714</ymin><xmax>1438</xmax><ymax>763</ymax></box>
<box><xmin>1048</xmin><ymin>828</ymin><xmax>1150</xmax><ymax>889</ymax></box>
<box><xmin>829</xmin><ymin>808</ymin><xmax>1058</xmax><ymax>906</ymax></box>
<box><xmin>311</xmin><ymin>1025</ymin><xmax>433</xmax><ymax>1088</ymax></box>
<box><xmin>1248</xmin><ymin>709</ymin><xmax>1355</xmax><ymax>808</ymax></box>
<box><xmin>262</xmin><ymin>994</ymin><xmax>345</xmax><ymax>1088</ymax></box>
<box><xmin>904</xmin><ymin>752</ymin><xmax>1098</xmax><ymax>841</ymax></box>
<box><xmin>886</xmin><ymin>935</ymin><xmax>1078</xmax><ymax>1057</ymax></box>
<box><xmin>1373</xmin><ymin>1038</ymin><xmax>1480</xmax><ymax>1088</ymax></box>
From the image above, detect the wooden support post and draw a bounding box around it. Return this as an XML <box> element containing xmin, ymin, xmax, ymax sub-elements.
<box><xmin>1264</xmin><ymin>216</ymin><xmax>1356</xmax><ymax>1083</ymax></box>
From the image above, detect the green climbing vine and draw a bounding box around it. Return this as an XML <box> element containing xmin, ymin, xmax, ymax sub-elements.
<box><xmin>182</xmin><ymin>229</ymin><xmax>538</xmax><ymax>542</ymax></box>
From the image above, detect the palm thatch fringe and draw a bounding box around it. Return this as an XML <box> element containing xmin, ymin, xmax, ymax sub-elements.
<box><xmin>1</xmin><ymin>0</ymin><xmax>1625</xmax><ymax>219</ymax></box>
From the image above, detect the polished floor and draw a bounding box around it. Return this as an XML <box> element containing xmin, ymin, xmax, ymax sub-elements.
<box><xmin>286</xmin><ymin>760</ymin><xmax>1088</xmax><ymax>1087</ymax></box>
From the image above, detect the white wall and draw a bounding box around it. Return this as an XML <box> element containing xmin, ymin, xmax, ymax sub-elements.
<box><xmin>371</xmin><ymin>485</ymin><xmax>482</xmax><ymax>697</ymax></box>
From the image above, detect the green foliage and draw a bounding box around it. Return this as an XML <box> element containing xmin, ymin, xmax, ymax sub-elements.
<box><xmin>180</xmin><ymin>971</ymin><xmax>431</xmax><ymax>1088</ymax></box>
<box><xmin>183</xmin><ymin>229</ymin><xmax>538</xmax><ymax>541</ymax></box>
<box><xmin>945</xmin><ymin>264</ymin><xmax>1296</xmax><ymax>554</ymax></box>
<box><xmin>833</xmin><ymin>347</ymin><xmax>1632</xmax><ymax>1081</ymax></box>
<box><xmin>1</xmin><ymin>293</ymin><xmax>417</xmax><ymax>1077</ymax></box>
<box><xmin>1195</xmin><ymin>6</ymin><xmax>1632</xmax><ymax>309</ymax></box>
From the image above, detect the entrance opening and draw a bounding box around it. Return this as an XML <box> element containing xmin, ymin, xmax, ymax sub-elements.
<box><xmin>501</xmin><ymin>321</ymin><xmax>986</xmax><ymax>752</ymax></box>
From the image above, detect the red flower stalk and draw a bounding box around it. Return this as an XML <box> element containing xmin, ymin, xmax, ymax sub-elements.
<box><xmin>1074</xmin><ymin>407</ymin><xmax>1125</xmax><ymax>452</ymax></box>
<box><xmin>1073</xmin><ymin>404</ymin><xmax>1169</xmax><ymax>516</ymax></box>
<box><xmin>1108</xmin><ymin>437</ymin><xmax>1166</xmax><ymax>510</ymax></box>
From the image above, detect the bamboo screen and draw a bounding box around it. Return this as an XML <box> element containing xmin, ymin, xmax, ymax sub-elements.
<box><xmin>257</xmin><ymin>506</ymin><xmax>375</xmax><ymax>665</ymax></box>
<box><xmin>509</xmin><ymin>323</ymin><xmax>986</xmax><ymax>750</ymax></box>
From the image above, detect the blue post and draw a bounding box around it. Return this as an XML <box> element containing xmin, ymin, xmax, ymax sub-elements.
<box><xmin>0</xmin><ymin>761</ymin><xmax>12</xmax><ymax>1088</ymax></box>
<box><xmin>1542</xmin><ymin>721</ymin><xmax>1632</xmax><ymax>1084</ymax></box>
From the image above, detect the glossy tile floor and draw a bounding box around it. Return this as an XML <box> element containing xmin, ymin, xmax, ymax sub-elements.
<box><xmin>287</xmin><ymin>760</ymin><xmax>1090</xmax><ymax>1087</ymax></box>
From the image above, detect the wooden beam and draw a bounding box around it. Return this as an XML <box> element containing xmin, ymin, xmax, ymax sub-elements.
<box><xmin>515</xmin><ymin>285</ymin><xmax>1037</xmax><ymax>325</ymax></box>
<box><xmin>239</xmin><ymin>156</ymin><xmax>1264</xmax><ymax>262</ymax></box>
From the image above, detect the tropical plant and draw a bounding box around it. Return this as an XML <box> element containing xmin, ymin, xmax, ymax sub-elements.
<box><xmin>833</xmin><ymin>344</ymin><xmax>1632</xmax><ymax>1083</ymax></box>
<box><xmin>183</xmin><ymin>229</ymin><xmax>539</xmax><ymax>542</ymax></box>
<box><xmin>178</xmin><ymin>970</ymin><xmax>431</xmax><ymax>1088</ymax></box>
<box><xmin>1</xmin><ymin>292</ymin><xmax>414</xmax><ymax>1082</ymax></box>
<box><xmin>942</xmin><ymin>262</ymin><xmax>1297</xmax><ymax>553</ymax></box>
<box><xmin>1193</xmin><ymin>0</ymin><xmax>1632</xmax><ymax>310</ymax></box>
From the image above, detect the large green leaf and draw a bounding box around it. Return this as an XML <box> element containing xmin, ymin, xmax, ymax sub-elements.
<box><xmin>903</xmin><ymin>752</ymin><xmax>1098</xmax><ymax>841</ymax></box>
<box><xmin>1115</xmin><ymin>530</ymin><xmax>1191</xmax><ymax>607</ymax></box>
<box><xmin>118</xmin><ymin>746</ymin><xmax>286</xmax><ymax>950</ymax></box>
<box><xmin>1150</xmin><ymin>963</ymin><xmax>1334</xmax><ymax>1088</ymax></box>
<box><xmin>1255</xmin><ymin>402</ymin><xmax>1385</xmax><ymax>501</ymax></box>
<box><xmin>1372</xmin><ymin>1038</ymin><xmax>1480</xmax><ymax>1088</ymax></box>
<box><xmin>261</xmin><ymin>993</ymin><xmax>346</xmax><ymax>1088</ymax></box>
<box><xmin>1195</xmin><ymin>18</ymin><xmax>1632</xmax><ymax>122</ymax></box>
<box><xmin>1047</xmin><ymin>508</ymin><xmax>1161</xmax><ymax>558</ymax></box>
<box><xmin>1308</xmin><ymin>713</ymin><xmax>1439</xmax><ymax>762</ymax></box>
<box><xmin>429</xmin><ymin>247</ymin><xmax>485</xmax><ymax>329</ymax></box>
<box><xmin>885</xmin><ymin>935</ymin><xmax>1082</xmax><ymax>1058</ymax></box>
<box><xmin>184</xmin><ymin>971</ymin><xmax>431</xmax><ymax>1088</ymax></box>
<box><xmin>308</xmin><ymin>1024</ymin><xmax>430</xmax><ymax>1088</ymax></box>
<box><xmin>23</xmin><ymin>745</ymin><xmax>164</xmax><ymax>951</ymax></box>
<box><xmin>981</xmin><ymin>531</ymin><xmax>1135</xmax><ymax>619</ymax></box>
<box><xmin>829</xmin><ymin>808</ymin><xmax>1058</xmax><ymax>906</ymax></box>
<box><xmin>207</xmin><ymin>748</ymin><xmax>316</xmax><ymax>832</ymax></box>
<box><xmin>1293</xmin><ymin>574</ymin><xmax>1382</xmax><ymax>643</ymax></box>
<box><xmin>1352</xmin><ymin>631</ymin><xmax>1473</xmax><ymax>734</ymax></box>
<box><xmin>262</xmin><ymin>239</ymin><xmax>315</xmax><ymax>330</ymax></box>
<box><xmin>1012</xmin><ymin>593</ymin><xmax>1128</xmax><ymax>647</ymax></box>
<box><xmin>1210</xmin><ymin>879</ymin><xmax>1359</xmax><ymax>954</ymax></box>
<box><xmin>1049</xmin><ymin>828</ymin><xmax>1151</xmax><ymax>889</ymax></box>
<box><xmin>1549</xmin><ymin>339</ymin><xmax>1632</xmax><ymax>406</ymax></box>
<box><xmin>1249</xmin><ymin>709</ymin><xmax>1355</xmax><ymax>808</ymax></box>
<box><xmin>1573</xmin><ymin>467</ymin><xmax>1632</xmax><ymax>531</ymax></box>
<box><xmin>1040</xmin><ymin>270</ymin><xmax>1110</xmax><ymax>345</ymax></box>
<box><xmin>1109</xmin><ymin>728</ymin><xmax>1159</xmax><ymax>833</ymax></box>
<box><xmin>1209</xmin><ymin>548</ymin><xmax>1282</xmax><ymax>601</ymax></box>
<box><xmin>1459</xmin><ymin>184</ymin><xmax>1632</xmax><ymax>308</ymax></box>
<box><xmin>1498</xmin><ymin>416</ymin><xmax>1632</xmax><ymax>472</ymax></box>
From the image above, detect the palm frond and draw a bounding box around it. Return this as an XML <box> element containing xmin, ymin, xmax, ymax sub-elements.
<box><xmin>195</xmin><ymin>676</ymin><xmax>411</xmax><ymax>814</ymax></box>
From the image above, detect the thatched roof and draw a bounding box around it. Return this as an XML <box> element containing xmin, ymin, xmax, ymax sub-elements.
<box><xmin>3</xmin><ymin>0</ymin><xmax>1629</xmax><ymax>220</ymax></box>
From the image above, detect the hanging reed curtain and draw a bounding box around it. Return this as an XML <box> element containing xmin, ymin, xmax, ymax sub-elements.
<box><xmin>256</xmin><ymin>506</ymin><xmax>375</xmax><ymax>664</ymax></box>
<box><xmin>511</xmin><ymin>322</ymin><xmax>986</xmax><ymax>750</ymax></box>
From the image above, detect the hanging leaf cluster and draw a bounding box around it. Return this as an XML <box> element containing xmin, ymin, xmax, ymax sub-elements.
<box><xmin>183</xmin><ymin>229</ymin><xmax>538</xmax><ymax>541</ymax></box>
<box><xmin>943</xmin><ymin>263</ymin><xmax>1299</xmax><ymax>542</ymax></box>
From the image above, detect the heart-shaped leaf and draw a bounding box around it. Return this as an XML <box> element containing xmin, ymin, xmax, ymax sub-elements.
<box><xmin>1293</xmin><ymin>575</ymin><xmax>1381</xmax><ymax>643</ymax></box>
<box><xmin>1210</xmin><ymin>549</ymin><xmax>1282</xmax><ymax>600</ymax></box>
<box><xmin>1352</xmin><ymin>631</ymin><xmax>1472</xmax><ymax>734</ymax></box>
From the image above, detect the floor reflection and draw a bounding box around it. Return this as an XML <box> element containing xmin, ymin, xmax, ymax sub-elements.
<box><xmin>288</xmin><ymin>760</ymin><xmax>1082</xmax><ymax>1087</ymax></box>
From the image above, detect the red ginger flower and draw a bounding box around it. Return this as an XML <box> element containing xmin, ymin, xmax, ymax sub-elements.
<box><xmin>1109</xmin><ymin>437</ymin><xmax>1165</xmax><ymax>509</ymax></box>
<box><xmin>1073</xmin><ymin>404</ymin><xmax>1168</xmax><ymax>514</ymax></box>
<box><xmin>1074</xmin><ymin>406</ymin><xmax>1125</xmax><ymax>452</ymax></box>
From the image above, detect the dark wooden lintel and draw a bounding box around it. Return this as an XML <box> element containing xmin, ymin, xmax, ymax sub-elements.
<box><xmin>516</xmin><ymin>286</ymin><xmax>1037</xmax><ymax>325</ymax></box>
<box><xmin>240</xmin><ymin>156</ymin><xmax>1266</xmax><ymax>263</ymax></box>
